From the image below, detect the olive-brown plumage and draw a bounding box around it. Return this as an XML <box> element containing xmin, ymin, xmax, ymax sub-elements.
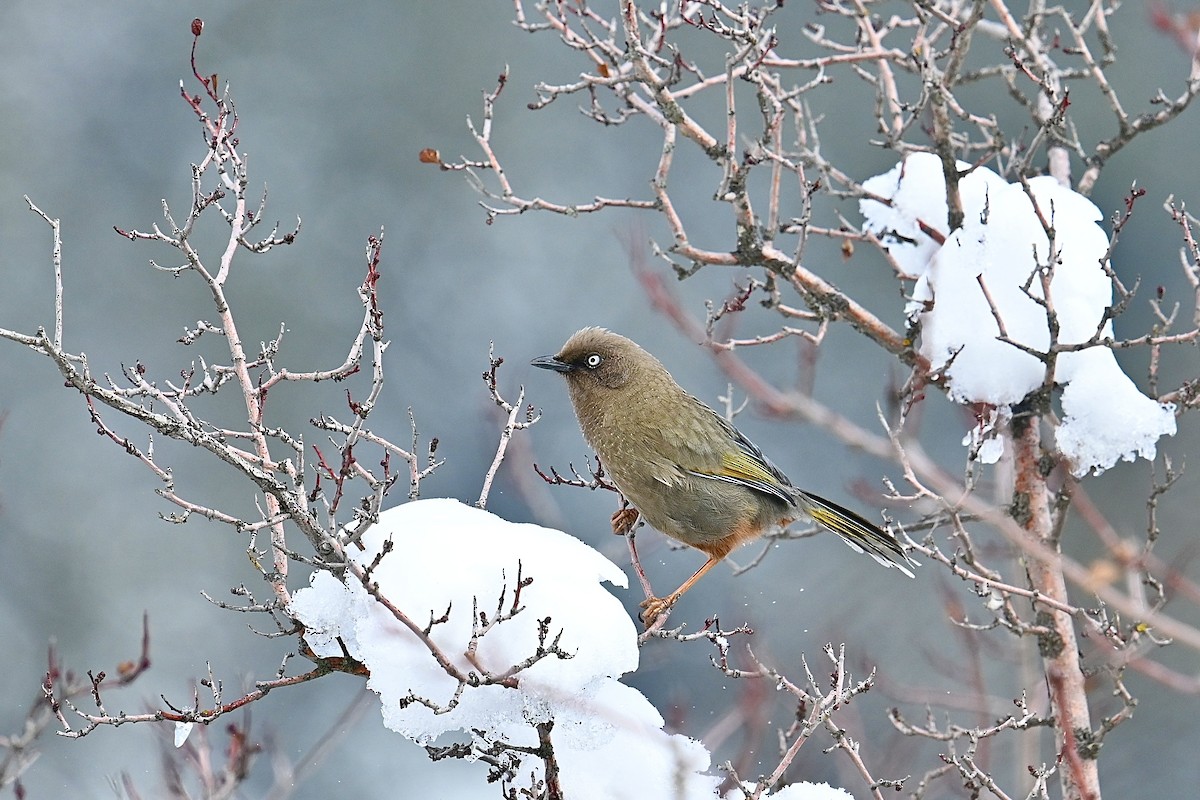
<box><xmin>532</xmin><ymin>327</ymin><xmax>915</xmax><ymax>625</ymax></box>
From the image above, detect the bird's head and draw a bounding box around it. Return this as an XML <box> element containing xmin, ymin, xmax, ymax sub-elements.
<box><xmin>530</xmin><ymin>327</ymin><xmax>666</xmax><ymax>395</ymax></box>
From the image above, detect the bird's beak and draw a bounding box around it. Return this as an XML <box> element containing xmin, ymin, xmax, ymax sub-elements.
<box><xmin>530</xmin><ymin>355</ymin><xmax>573</xmax><ymax>373</ymax></box>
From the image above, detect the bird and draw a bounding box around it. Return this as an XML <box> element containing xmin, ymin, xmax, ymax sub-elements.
<box><xmin>531</xmin><ymin>327</ymin><xmax>915</xmax><ymax>626</ymax></box>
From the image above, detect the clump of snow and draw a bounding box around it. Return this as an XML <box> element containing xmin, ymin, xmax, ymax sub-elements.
<box><xmin>860</xmin><ymin>153</ymin><xmax>1175</xmax><ymax>475</ymax></box>
<box><xmin>726</xmin><ymin>781</ymin><xmax>856</xmax><ymax>799</ymax></box>
<box><xmin>962</xmin><ymin>405</ymin><xmax>1009</xmax><ymax>465</ymax></box>
<box><xmin>772</xmin><ymin>783</ymin><xmax>856</xmax><ymax>800</ymax></box>
<box><xmin>289</xmin><ymin>498</ymin><xmax>722</xmax><ymax>799</ymax></box>
<box><xmin>1055</xmin><ymin>349</ymin><xmax>1176</xmax><ymax>473</ymax></box>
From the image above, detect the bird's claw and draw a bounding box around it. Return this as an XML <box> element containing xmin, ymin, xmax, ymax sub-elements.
<box><xmin>611</xmin><ymin>506</ymin><xmax>639</xmax><ymax>536</ymax></box>
<box><xmin>639</xmin><ymin>595</ymin><xmax>673</xmax><ymax>628</ymax></box>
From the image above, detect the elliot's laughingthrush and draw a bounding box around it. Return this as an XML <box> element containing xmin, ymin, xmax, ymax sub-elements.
<box><xmin>532</xmin><ymin>327</ymin><xmax>916</xmax><ymax>626</ymax></box>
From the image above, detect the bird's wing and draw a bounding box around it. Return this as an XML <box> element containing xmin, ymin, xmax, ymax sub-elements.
<box><xmin>681</xmin><ymin>403</ymin><xmax>797</xmax><ymax>507</ymax></box>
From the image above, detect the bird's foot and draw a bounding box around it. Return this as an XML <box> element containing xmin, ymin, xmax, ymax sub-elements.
<box><xmin>611</xmin><ymin>506</ymin><xmax>640</xmax><ymax>536</ymax></box>
<box><xmin>639</xmin><ymin>595</ymin><xmax>674</xmax><ymax>628</ymax></box>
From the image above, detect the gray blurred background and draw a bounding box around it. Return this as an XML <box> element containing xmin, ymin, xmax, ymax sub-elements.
<box><xmin>1</xmin><ymin>2</ymin><xmax>1197</xmax><ymax>797</ymax></box>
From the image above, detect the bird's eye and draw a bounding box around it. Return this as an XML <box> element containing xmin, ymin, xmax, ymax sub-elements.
<box><xmin>584</xmin><ymin>353</ymin><xmax>603</xmax><ymax>369</ymax></box>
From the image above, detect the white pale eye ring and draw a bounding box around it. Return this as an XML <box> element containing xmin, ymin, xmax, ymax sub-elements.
<box><xmin>585</xmin><ymin>353</ymin><xmax>603</xmax><ymax>368</ymax></box>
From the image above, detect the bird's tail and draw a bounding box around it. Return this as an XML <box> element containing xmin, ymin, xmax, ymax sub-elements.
<box><xmin>798</xmin><ymin>491</ymin><xmax>917</xmax><ymax>578</ymax></box>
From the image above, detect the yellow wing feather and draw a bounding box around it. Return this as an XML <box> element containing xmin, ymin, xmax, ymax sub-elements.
<box><xmin>718</xmin><ymin>448</ymin><xmax>784</xmax><ymax>487</ymax></box>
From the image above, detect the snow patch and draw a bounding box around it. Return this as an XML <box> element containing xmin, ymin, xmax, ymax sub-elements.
<box><xmin>861</xmin><ymin>153</ymin><xmax>1175</xmax><ymax>474</ymax></box>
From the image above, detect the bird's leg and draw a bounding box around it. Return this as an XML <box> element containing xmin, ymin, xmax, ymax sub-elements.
<box><xmin>639</xmin><ymin>555</ymin><xmax>721</xmax><ymax>627</ymax></box>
